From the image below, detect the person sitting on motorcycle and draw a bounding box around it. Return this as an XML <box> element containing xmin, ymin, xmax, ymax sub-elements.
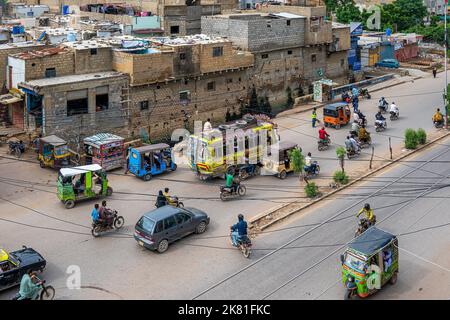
<box><xmin>156</xmin><ymin>190</ymin><xmax>167</xmax><ymax>208</ymax></box>
<box><xmin>350</xmin><ymin>121</ymin><xmax>360</xmax><ymax>137</ymax></box>
<box><xmin>356</xmin><ymin>110</ymin><xmax>366</xmax><ymax>125</ymax></box>
<box><xmin>375</xmin><ymin>111</ymin><xmax>386</xmax><ymax>122</ymax></box>
<box><xmin>163</xmin><ymin>187</ymin><xmax>176</xmax><ymax>206</ymax></box>
<box><xmin>226</xmin><ymin>168</ymin><xmax>240</xmax><ymax>193</ymax></box>
<box><xmin>17</xmin><ymin>270</ymin><xmax>42</xmax><ymax>300</ymax></box>
<box><xmin>345</xmin><ymin>136</ymin><xmax>354</xmax><ymax>152</ymax></box>
<box><xmin>230</xmin><ymin>214</ymin><xmax>248</xmax><ymax>247</ymax></box>
<box><xmin>99</xmin><ymin>200</ymin><xmax>113</xmax><ymax>227</ymax></box>
<box><xmin>379</xmin><ymin>97</ymin><xmax>388</xmax><ymax>111</ymax></box>
<box><xmin>346</xmin><ymin>135</ymin><xmax>360</xmax><ymax>153</ymax></box>
<box><xmin>358</xmin><ymin>125</ymin><xmax>371</xmax><ymax>143</ymax></box>
<box><xmin>357</xmin><ymin>203</ymin><xmax>375</xmax><ymax>225</ymax></box>
<box><xmin>353</xmin><ymin>111</ymin><xmax>360</xmax><ymax>124</ymax></box>
<box><xmin>432</xmin><ymin>108</ymin><xmax>444</xmax><ymax>125</ymax></box>
<box><xmin>389</xmin><ymin>102</ymin><xmax>399</xmax><ymax>117</ymax></box>
<box><xmin>91</xmin><ymin>203</ymin><xmax>100</xmax><ymax>224</ymax></box>
<box><xmin>318</xmin><ymin>127</ymin><xmax>330</xmax><ymax>144</ymax></box>
<box><xmin>304</xmin><ymin>152</ymin><xmax>317</xmax><ymax>174</ymax></box>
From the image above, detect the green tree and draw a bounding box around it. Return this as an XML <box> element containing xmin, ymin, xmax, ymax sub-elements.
<box><xmin>336</xmin><ymin>1</ymin><xmax>362</xmax><ymax>24</ymax></box>
<box><xmin>336</xmin><ymin>146</ymin><xmax>347</xmax><ymax>172</ymax></box>
<box><xmin>288</xmin><ymin>147</ymin><xmax>305</xmax><ymax>183</ymax></box>
<box><xmin>380</xmin><ymin>0</ymin><xmax>427</xmax><ymax>32</ymax></box>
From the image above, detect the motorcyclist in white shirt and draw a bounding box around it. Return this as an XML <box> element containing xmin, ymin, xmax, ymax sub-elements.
<box><xmin>389</xmin><ymin>102</ymin><xmax>399</xmax><ymax>117</ymax></box>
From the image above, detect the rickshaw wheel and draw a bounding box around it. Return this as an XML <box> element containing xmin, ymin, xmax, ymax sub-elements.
<box><xmin>335</xmin><ymin>124</ymin><xmax>341</xmax><ymax>129</ymax></box>
<box><xmin>64</xmin><ymin>200</ymin><xmax>75</xmax><ymax>209</ymax></box>
<box><xmin>39</xmin><ymin>161</ymin><xmax>45</xmax><ymax>168</ymax></box>
<box><xmin>389</xmin><ymin>272</ymin><xmax>398</xmax><ymax>285</ymax></box>
<box><xmin>106</xmin><ymin>187</ymin><xmax>113</xmax><ymax>196</ymax></box>
<box><xmin>324</xmin><ymin>122</ymin><xmax>329</xmax><ymax>127</ymax></box>
<box><xmin>172</xmin><ymin>163</ymin><xmax>177</xmax><ymax>171</ymax></box>
<box><xmin>143</xmin><ymin>174</ymin><xmax>152</xmax><ymax>181</ymax></box>
<box><xmin>279</xmin><ymin>170</ymin><xmax>287</xmax><ymax>179</ymax></box>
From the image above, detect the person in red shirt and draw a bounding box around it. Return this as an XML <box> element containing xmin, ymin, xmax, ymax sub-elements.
<box><xmin>318</xmin><ymin>127</ymin><xmax>330</xmax><ymax>142</ymax></box>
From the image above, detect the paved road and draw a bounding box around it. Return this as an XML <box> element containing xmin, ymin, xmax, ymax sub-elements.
<box><xmin>0</xmin><ymin>70</ymin><xmax>448</xmax><ymax>299</ymax></box>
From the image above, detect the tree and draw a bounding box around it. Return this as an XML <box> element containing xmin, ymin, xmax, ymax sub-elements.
<box><xmin>249</xmin><ymin>85</ymin><xmax>259</xmax><ymax>113</ymax></box>
<box><xmin>380</xmin><ymin>0</ymin><xmax>427</xmax><ymax>32</ymax></box>
<box><xmin>336</xmin><ymin>1</ymin><xmax>362</xmax><ymax>24</ymax></box>
<box><xmin>288</xmin><ymin>147</ymin><xmax>305</xmax><ymax>183</ymax></box>
<box><xmin>286</xmin><ymin>86</ymin><xmax>294</xmax><ymax>109</ymax></box>
<box><xmin>336</xmin><ymin>146</ymin><xmax>347</xmax><ymax>172</ymax></box>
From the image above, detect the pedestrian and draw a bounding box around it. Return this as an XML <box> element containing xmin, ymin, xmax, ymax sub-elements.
<box><xmin>312</xmin><ymin>108</ymin><xmax>317</xmax><ymax>128</ymax></box>
<box><xmin>203</xmin><ymin>118</ymin><xmax>212</xmax><ymax>132</ymax></box>
<box><xmin>432</xmin><ymin>67</ymin><xmax>437</xmax><ymax>78</ymax></box>
<box><xmin>352</xmin><ymin>96</ymin><xmax>359</xmax><ymax>113</ymax></box>
<box><xmin>124</xmin><ymin>147</ymin><xmax>130</xmax><ymax>174</ymax></box>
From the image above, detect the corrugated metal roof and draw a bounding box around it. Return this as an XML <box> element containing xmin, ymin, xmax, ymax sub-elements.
<box><xmin>84</xmin><ymin>133</ymin><xmax>124</xmax><ymax>147</ymax></box>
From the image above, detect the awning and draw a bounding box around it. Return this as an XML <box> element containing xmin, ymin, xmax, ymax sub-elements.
<box><xmin>60</xmin><ymin>164</ymin><xmax>103</xmax><ymax>177</ymax></box>
<box><xmin>0</xmin><ymin>94</ymin><xmax>22</xmax><ymax>105</ymax></box>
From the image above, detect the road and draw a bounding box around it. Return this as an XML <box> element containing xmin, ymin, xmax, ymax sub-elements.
<box><xmin>0</xmin><ymin>70</ymin><xmax>448</xmax><ymax>299</ymax></box>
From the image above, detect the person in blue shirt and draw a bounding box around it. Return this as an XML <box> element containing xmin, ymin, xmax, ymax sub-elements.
<box><xmin>17</xmin><ymin>270</ymin><xmax>42</xmax><ymax>300</ymax></box>
<box><xmin>230</xmin><ymin>214</ymin><xmax>248</xmax><ymax>247</ymax></box>
<box><xmin>91</xmin><ymin>203</ymin><xmax>100</xmax><ymax>223</ymax></box>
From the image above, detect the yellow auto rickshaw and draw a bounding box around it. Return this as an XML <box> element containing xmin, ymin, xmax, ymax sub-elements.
<box><xmin>263</xmin><ymin>141</ymin><xmax>298</xmax><ymax>179</ymax></box>
<box><xmin>323</xmin><ymin>102</ymin><xmax>351</xmax><ymax>129</ymax></box>
<box><xmin>38</xmin><ymin>135</ymin><xmax>71</xmax><ymax>169</ymax></box>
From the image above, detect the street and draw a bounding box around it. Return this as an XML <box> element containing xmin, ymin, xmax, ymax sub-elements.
<box><xmin>0</xmin><ymin>70</ymin><xmax>449</xmax><ymax>300</ymax></box>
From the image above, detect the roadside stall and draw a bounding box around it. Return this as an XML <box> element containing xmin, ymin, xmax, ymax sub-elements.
<box><xmin>83</xmin><ymin>133</ymin><xmax>125</xmax><ymax>171</ymax></box>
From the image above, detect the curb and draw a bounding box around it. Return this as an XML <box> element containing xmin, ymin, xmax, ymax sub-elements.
<box><xmin>249</xmin><ymin>130</ymin><xmax>450</xmax><ymax>231</ymax></box>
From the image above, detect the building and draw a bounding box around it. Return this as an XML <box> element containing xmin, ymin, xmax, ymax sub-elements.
<box><xmin>348</xmin><ymin>22</ymin><xmax>363</xmax><ymax>71</ymax></box>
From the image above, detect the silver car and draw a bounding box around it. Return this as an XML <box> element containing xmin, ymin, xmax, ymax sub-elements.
<box><xmin>134</xmin><ymin>206</ymin><xmax>210</xmax><ymax>253</ymax></box>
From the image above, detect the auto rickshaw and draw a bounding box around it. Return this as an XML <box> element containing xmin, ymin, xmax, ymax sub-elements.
<box><xmin>38</xmin><ymin>135</ymin><xmax>70</xmax><ymax>169</ymax></box>
<box><xmin>323</xmin><ymin>102</ymin><xmax>351</xmax><ymax>129</ymax></box>
<box><xmin>128</xmin><ymin>143</ymin><xmax>177</xmax><ymax>181</ymax></box>
<box><xmin>263</xmin><ymin>141</ymin><xmax>298</xmax><ymax>179</ymax></box>
<box><xmin>57</xmin><ymin>164</ymin><xmax>113</xmax><ymax>209</ymax></box>
<box><xmin>340</xmin><ymin>227</ymin><xmax>399</xmax><ymax>300</ymax></box>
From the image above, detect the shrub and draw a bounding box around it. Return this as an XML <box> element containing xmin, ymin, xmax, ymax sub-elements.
<box><xmin>336</xmin><ymin>146</ymin><xmax>346</xmax><ymax>159</ymax></box>
<box><xmin>404</xmin><ymin>128</ymin><xmax>418</xmax><ymax>149</ymax></box>
<box><xmin>304</xmin><ymin>182</ymin><xmax>319</xmax><ymax>198</ymax></box>
<box><xmin>417</xmin><ymin>128</ymin><xmax>427</xmax><ymax>144</ymax></box>
<box><xmin>333</xmin><ymin>170</ymin><xmax>349</xmax><ymax>185</ymax></box>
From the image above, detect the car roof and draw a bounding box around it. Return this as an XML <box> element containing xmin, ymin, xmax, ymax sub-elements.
<box><xmin>348</xmin><ymin>227</ymin><xmax>396</xmax><ymax>256</ymax></box>
<box><xmin>59</xmin><ymin>164</ymin><xmax>103</xmax><ymax>177</ymax></box>
<box><xmin>133</xmin><ymin>143</ymin><xmax>170</xmax><ymax>153</ymax></box>
<box><xmin>324</xmin><ymin>102</ymin><xmax>348</xmax><ymax>110</ymax></box>
<box><xmin>40</xmin><ymin>135</ymin><xmax>67</xmax><ymax>146</ymax></box>
<box><xmin>143</xmin><ymin>206</ymin><xmax>182</xmax><ymax>221</ymax></box>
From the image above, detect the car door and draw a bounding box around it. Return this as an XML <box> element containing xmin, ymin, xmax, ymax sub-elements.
<box><xmin>0</xmin><ymin>262</ymin><xmax>20</xmax><ymax>289</ymax></box>
<box><xmin>163</xmin><ymin>215</ymin><xmax>179</xmax><ymax>243</ymax></box>
<box><xmin>175</xmin><ymin>212</ymin><xmax>193</xmax><ymax>238</ymax></box>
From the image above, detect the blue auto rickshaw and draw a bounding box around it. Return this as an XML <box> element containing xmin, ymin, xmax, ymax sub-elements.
<box><xmin>128</xmin><ymin>143</ymin><xmax>177</xmax><ymax>181</ymax></box>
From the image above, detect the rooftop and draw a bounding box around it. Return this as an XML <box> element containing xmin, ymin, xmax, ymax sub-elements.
<box><xmin>150</xmin><ymin>34</ymin><xmax>229</xmax><ymax>46</ymax></box>
<box><xmin>332</xmin><ymin>22</ymin><xmax>350</xmax><ymax>29</ymax></box>
<box><xmin>20</xmin><ymin>71</ymin><xmax>125</xmax><ymax>88</ymax></box>
<box><xmin>9</xmin><ymin>47</ymin><xmax>69</xmax><ymax>60</ymax></box>
<box><xmin>61</xmin><ymin>40</ymin><xmax>112</xmax><ymax>50</ymax></box>
<box><xmin>0</xmin><ymin>41</ymin><xmax>45</xmax><ymax>51</ymax></box>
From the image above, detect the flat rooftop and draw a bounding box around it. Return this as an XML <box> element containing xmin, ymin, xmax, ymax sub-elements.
<box><xmin>22</xmin><ymin>71</ymin><xmax>126</xmax><ymax>88</ymax></box>
<box><xmin>150</xmin><ymin>34</ymin><xmax>229</xmax><ymax>46</ymax></box>
<box><xmin>10</xmin><ymin>47</ymin><xmax>69</xmax><ymax>60</ymax></box>
<box><xmin>205</xmin><ymin>12</ymin><xmax>306</xmax><ymax>20</ymax></box>
<box><xmin>61</xmin><ymin>40</ymin><xmax>112</xmax><ymax>49</ymax></box>
<box><xmin>0</xmin><ymin>41</ymin><xmax>46</xmax><ymax>51</ymax></box>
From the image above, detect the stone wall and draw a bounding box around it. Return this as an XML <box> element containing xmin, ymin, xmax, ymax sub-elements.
<box><xmin>326</xmin><ymin>50</ymin><xmax>349</xmax><ymax>80</ymax></box>
<box><xmin>73</xmin><ymin>47</ymin><xmax>113</xmax><ymax>74</ymax></box>
<box><xmin>23</xmin><ymin>50</ymin><xmax>74</xmax><ymax>81</ymax></box>
<box><xmin>199</xmin><ymin>41</ymin><xmax>254</xmax><ymax>74</ymax></box>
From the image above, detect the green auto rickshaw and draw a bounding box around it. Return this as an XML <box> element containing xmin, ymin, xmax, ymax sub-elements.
<box><xmin>57</xmin><ymin>164</ymin><xmax>113</xmax><ymax>209</ymax></box>
<box><xmin>340</xmin><ymin>227</ymin><xmax>399</xmax><ymax>300</ymax></box>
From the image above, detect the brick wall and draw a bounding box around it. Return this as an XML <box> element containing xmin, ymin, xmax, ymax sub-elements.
<box><xmin>23</xmin><ymin>51</ymin><xmax>75</xmax><ymax>80</ymax></box>
<box><xmin>326</xmin><ymin>50</ymin><xmax>349</xmax><ymax>80</ymax></box>
<box><xmin>332</xmin><ymin>26</ymin><xmax>351</xmax><ymax>52</ymax></box>
<box><xmin>199</xmin><ymin>41</ymin><xmax>254</xmax><ymax>74</ymax></box>
<box><xmin>73</xmin><ymin>47</ymin><xmax>113</xmax><ymax>74</ymax></box>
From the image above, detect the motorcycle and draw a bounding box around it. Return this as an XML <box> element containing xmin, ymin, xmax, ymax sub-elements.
<box><xmin>168</xmin><ymin>196</ymin><xmax>184</xmax><ymax>208</ymax></box>
<box><xmin>375</xmin><ymin>120</ymin><xmax>387</xmax><ymax>132</ymax></box>
<box><xmin>378</xmin><ymin>101</ymin><xmax>389</xmax><ymax>113</ymax></box>
<box><xmin>12</xmin><ymin>277</ymin><xmax>55</xmax><ymax>300</ymax></box>
<box><xmin>341</xmin><ymin>92</ymin><xmax>351</xmax><ymax>103</ymax></box>
<box><xmin>390</xmin><ymin>111</ymin><xmax>399</xmax><ymax>121</ymax></box>
<box><xmin>317</xmin><ymin>137</ymin><xmax>330</xmax><ymax>151</ymax></box>
<box><xmin>235</xmin><ymin>164</ymin><xmax>261</xmax><ymax>180</ymax></box>
<box><xmin>360</xmin><ymin>88</ymin><xmax>371</xmax><ymax>99</ymax></box>
<box><xmin>346</xmin><ymin>146</ymin><xmax>360</xmax><ymax>159</ymax></box>
<box><xmin>303</xmin><ymin>161</ymin><xmax>320</xmax><ymax>179</ymax></box>
<box><xmin>230</xmin><ymin>232</ymin><xmax>252</xmax><ymax>258</ymax></box>
<box><xmin>91</xmin><ymin>209</ymin><xmax>125</xmax><ymax>237</ymax></box>
<box><xmin>356</xmin><ymin>135</ymin><xmax>371</xmax><ymax>149</ymax></box>
<box><xmin>433</xmin><ymin>120</ymin><xmax>444</xmax><ymax>128</ymax></box>
<box><xmin>220</xmin><ymin>183</ymin><xmax>246</xmax><ymax>201</ymax></box>
<box><xmin>354</xmin><ymin>216</ymin><xmax>376</xmax><ymax>237</ymax></box>
<box><xmin>8</xmin><ymin>140</ymin><xmax>25</xmax><ymax>158</ymax></box>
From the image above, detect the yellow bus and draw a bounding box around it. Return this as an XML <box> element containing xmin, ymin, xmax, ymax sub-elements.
<box><xmin>187</xmin><ymin>115</ymin><xmax>279</xmax><ymax>180</ymax></box>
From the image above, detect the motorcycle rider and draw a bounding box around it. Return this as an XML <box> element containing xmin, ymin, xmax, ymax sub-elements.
<box><xmin>318</xmin><ymin>126</ymin><xmax>330</xmax><ymax>144</ymax></box>
<box><xmin>155</xmin><ymin>190</ymin><xmax>167</xmax><ymax>208</ymax></box>
<box><xmin>358</xmin><ymin>124</ymin><xmax>371</xmax><ymax>144</ymax></box>
<box><xmin>304</xmin><ymin>152</ymin><xmax>318</xmax><ymax>175</ymax></box>
<box><xmin>389</xmin><ymin>101</ymin><xmax>399</xmax><ymax>118</ymax></box>
<box><xmin>163</xmin><ymin>187</ymin><xmax>175</xmax><ymax>206</ymax></box>
<box><xmin>375</xmin><ymin>110</ymin><xmax>386</xmax><ymax>122</ymax></box>
<box><xmin>432</xmin><ymin>108</ymin><xmax>444</xmax><ymax>126</ymax></box>
<box><xmin>356</xmin><ymin>110</ymin><xmax>366</xmax><ymax>126</ymax></box>
<box><xmin>225</xmin><ymin>168</ymin><xmax>240</xmax><ymax>194</ymax></box>
<box><xmin>91</xmin><ymin>203</ymin><xmax>100</xmax><ymax>224</ymax></box>
<box><xmin>379</xmin><ymin>97</ymin><xmax>388</xmax><ymax>112</ymax></box>
<box><xmin>356</xmin><ymin>203</ymin><xmax>375</xmax><ymax>226</ymax></box>
<box><xmin>345</xmin><ymin>136</ymin><xmax>359</xmax><ymax>154</ymax></box>
<box><xmin>16</xmin><ymin>270</ymin><xmax>42</xmax><ymax>300</ymax></box>
<box><xmin>99</xmin><ymin>200</ymin><xmax>113</xmax><ymax>227</ymax></box>
<box><xmin>350</xmin><ymin>121</ymin><xmax>360</xmax><ymax>137</ymax></box>
<box><xmin>230</xmin><ymin>214</ymin><xmax>248</xmax><ymax>247</ymax></box>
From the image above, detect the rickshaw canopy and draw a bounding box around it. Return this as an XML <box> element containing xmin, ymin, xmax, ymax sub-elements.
<box><xmin>84</xmin><ymin>133</ymin><xmax>124</xmax><ymax>148</ymax></box>
<box><xmin>40</xmin><ymin>135</ymin><xmax>67</xmax><ymax>147</ymax></box>
<box><xmin>324</xmin><ymin>102</ymin><xmax>348</xmax><ymax>111</ymax></box>
<box><xmin>133</xmin><ymin>143</ymin><xmax>170</xmax><ymax>153</ymax></box>
<box><xmin>0</xmin><ymin>249</ymin><xmax>9</xmax><ymax>262</ymax></box>
<box><xmin>348</xmin><ymin>227</ymin><xmax>396</xmax><ymax>257</ymax></box>
<box><xmin>59</xmin><ymin>164</ymin><xmax>103</xmax><ymax>177</ymax></box>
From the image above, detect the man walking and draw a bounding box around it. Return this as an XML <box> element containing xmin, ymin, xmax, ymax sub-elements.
<box><xmin>312</xmin><ymin>108</ymin><xmax>317</xmax><ymax>128</ymax></box>
<box><xmin>432</xmin><ymin>67</ymin><xmax>437</xmax><ymax>78</ymax></box>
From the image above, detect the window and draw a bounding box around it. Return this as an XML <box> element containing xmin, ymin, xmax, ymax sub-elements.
<box><xmin>163</xmin><ymin>215</ymin><xmax>177</xmax><ymax>230</ymax></box>
<box><xmin>140</xmin><ymin>100</ymin><xmax>149</xmax><ymax>111</ymax></box>
<box><xmin>96</xmin><ymin>94</ymin><xmax>108</xmax><ymax>111</ymax></box>
<box><xmin>179</xmin><ymin>90</ymin><xmax>190</xmax><ymax>103</ymax></box>
<box><xmin>207</xmin><ymin>81</ymin><xmax>215</xmax><ymax>91</ymax></box>
<box><xmin>170</xmin><ymin>25</ymin><xmax>179</xmax><ymax>34</ymax></box>
<box><xmin>341</xmin><ymin>59</ymin><xmax>345</xmax><ymax>67</ymax></box>
<box><xmin>175</xmin><ymin>212</ymin><xmax>191</xmax><ymax>224</ymax></box>
<box><xmin>226</xmin><ymin>78</ymin><xmax>233</xmax><ymax>84</ymax></box>
<box><xmin>137</xmin><ymin>217</ymin><xmax>155</xmax><ymax>233</ymax></box>
<box><xmin>311</xmin><ymin>54</ymin><xmax>317</xmax><ymax>62</ymax></box>
<box><xmin>90</xmin><ymin>48</ymin><xmax>97</xmax><ymax>55</ymax></box>
<box><xmin>67</xmin><ymin>89</ymin><xmax>88</xmax><ymax>116</ymax></box>
<box><xmin>45</xmin><ymin>68</ymin><xmax>56</xmax><ymax>78</ymax></box>
<box><xmin>261</xmin><ymin>53</ymin><xmax>269</xmax><ymax>59</ymax></box>
<box><xmin>287</xmin><ymin>50</ymin><xmax>293</xmax><ymax>55</ymax></box>
<box><xmin>154</xmin><ymin>220</ymin><xmax>163</xmax><ymax>233</ymax></box>
<box><xmin>179</xmin><ymin>52</ymin><xmax>186</xmax><ymax>60</ymax></box>
<box><xmin>286</xmin><ymin>20</ymin><xmax>291</xmax><ymax>26</ymax></box>
<box><xmin>267</xmin><ymin>23</ymin><xmax>271</xmax><ymax>28</ymax></box>
<box><xmin>318</xmin><ymin>46</ymin><xmax>322</xmax><ymax>52</ymax></box>
<box><xmin>212</xmin><ymin>46</ymin><xmax>223</xmax><ymax>57</ymax></box>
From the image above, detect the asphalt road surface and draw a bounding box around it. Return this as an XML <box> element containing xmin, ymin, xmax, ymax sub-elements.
<box><xmin>0</xmin><ymin>70</ymin><xmax>448</xmax><ymax>299</ymax></box>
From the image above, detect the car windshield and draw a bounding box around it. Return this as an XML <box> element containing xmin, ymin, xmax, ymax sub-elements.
<box><xmin>344</xmin><ymin>252</ymin><xmax>367</xmax><ymax>272</ymax></box>
<box><xmin>8</xmin><ymin>253</ymin><xmax>20</xmax><ymax>266</ymax></box>
<box><xmin>137</xmin><ymin>217</ymin><xmax>155</xmax><ymax>233</ymax></box>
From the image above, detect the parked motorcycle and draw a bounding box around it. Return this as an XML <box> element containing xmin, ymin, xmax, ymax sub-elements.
<box><xmin>236</xmin><ymin>164</ymin><xmax>261</xmax><ymax>180</ymax></box>
<box><xmin>220</xmin><ymin>184</ymin><xmax>246</xmax><ymax>201</ymax></box>
<box><xmin>8</xmin><ymin>140</ymin><xmax>25</xmax><ymax>158</ymax></box>
<box><xmin>317</xmin><ymin>138</ymin><xmax>331</xmax><ymax>151</ymax></box>
<box><xmin>230</xmin><ymin>232</ymin><xmax>252</xmax><ymax>258</ymax></box>
<box><xmin>375</xmin><ymin>120</ymin><xmax>387</xmax><ymax>132</ymax></box>
<box><xmin>390</xmin><ymin>111</ymin><xmax>399</xmax><ymax>121</ymax></box>
<box><xmin>12</xmin><ymin>277</ymin><xmax>55</xmax><ymax>300</ymax></box>
<box><xmin>91</xmin><ymin>210</ymin><xmax>125</xmax><ymax>237</ymax></box>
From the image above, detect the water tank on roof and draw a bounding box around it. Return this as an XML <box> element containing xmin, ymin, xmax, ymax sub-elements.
<box><xmin>12</xmin><ymin>26</ymin><xmax>24</xmax><ymax>34</ymax></box>
<box><xmin>67</xmin><ymin>32</ymin><xmax>76</xmax><ymax>42</ymax></box>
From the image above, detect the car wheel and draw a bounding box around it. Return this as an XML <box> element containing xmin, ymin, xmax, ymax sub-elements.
<box><xmin>279</xmin><ymin>170</ymin><xmax>287</xmax><ymax>179</ymax></box>
<box><xmin>195</xmin><ymin>221</ymin><xmax>207</xmax><ymax>234</ymax></box>
<box><xmin>143</xmin><ymin>173</ymin><xmax>152</xmax><ymax>181</ymax></box>
<box><xmin>157</xmin><ymin>239</ymin><xmax>169</xmax><ymax>253</ymax></box>
<box><xmin>64</xmin><ymin>200</ymin><xmax>75</xmax><ymax>209</ymax></box>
